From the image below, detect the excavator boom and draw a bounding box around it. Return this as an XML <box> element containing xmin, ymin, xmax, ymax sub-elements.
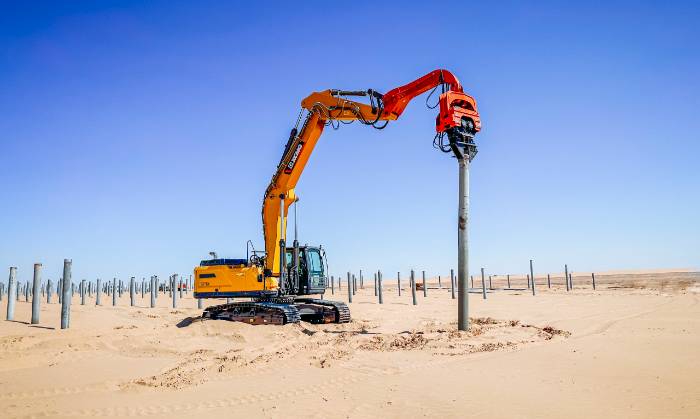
<box><xmin>262</xmin><ymin>70</ymin><xmax>481</xmax><ymax>278</ymax></box>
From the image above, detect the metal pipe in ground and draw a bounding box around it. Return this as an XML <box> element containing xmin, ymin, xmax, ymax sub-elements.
<box><xmin>457</xmin><ymin>155</ymin><xmax>471</xmax><ymax>331</ymax></box>
<box><xmin>507</xmin><ymin>275</ymin><xmax>511</xmax><ymax>288</ymax></box>
<box><xmin>360</xmin><ymin>270</ymin><xmax>363</xmax><ymax>289</ymax></box>
<box><xmin>374</xmin><ymin>273</ymin><xmax>377</xmax><ymax>296</ymax></box>
<box><xmin>142</xmin><ymin>279</ymin><xmax>145</xmax><ymax>299</ymax></box>
<box><xmin>489</xmin><ymin>275</ymin><xmax>492</xmax><ymax>289</ymax></box>
<box><xmin>565</xmin><ymin>265</ymin><xmax>569</xmax><ymax>291</ymax></box>
<box><xmin>173</xmin><ymin>274</ymin><xmax>178</xmax><ymax>308</ymax></box>
<box><xmin>397</xmin><ymin>272</ymin><xmax>401</xmax><ymax>296</ymax></box>
<box><xmin>548</xmin><ymin>274</ymin><xmax>551</xmax><ymax>289</ymax></box>
<box><xmin>47</xmin><ymin>279</ymin><xmax>53</xmax><ymax>304</ymax></box>
<box><xmin>422</xmin><ymin>271</ymin><xmax>427</xmax><ymax>297</ymax></box>
<box><xmin>331</xmin><ymin>276</ymin><xmax>334</xmax><ymax>295</ymax></box>
<box><xmin>60</xmin><ymin>260</ymin><xmax>72</xmax><ymax>329</ymax></box>
<box><xmin>347</xmin><ymin>272</ymin><xmax>352</xmax><ymax>303</ymax></box>
<box><xmin>530</xmin><ymin>260</ymin><xmax>536</xmax><ymax>296</ymax></box>
<box><xmin>378</xmin><ymin>271</ymin><xmax>383</xmax><ymax>304</ymax></box>
<box><xmin>6</xmin><ymin>267</ymin><xmax>17</xmax><ymax>320</ymax></box>
<box><xmin>112</xmin><ymin>278</ymin><xmax>117</xmax><ymax>306</ymax></box>
<box><xmin>130</xmin><ymin>277</ymin><xmax>135</xmax><ymax>306</ymax></box>
<box><xmin>481</xmin><ymin>268</ymin><xmax>487</xmax><ymax>299</ymax></box>
<box><xmin>411</xmin><ymin>269</ymin><xmax>417</xmax><ymax>305</ymax></box>
<box><xmin>31</xmin><ymin>264</ymin><xmax>42</xmax><ymax>324</ymax></box>
<box><xmin>81</xmin><ymin>279</ymin><xmax>86</xmax><ymax>305</ymax></box>
<box><xmin>592</xmin><ymin>273</ymin><xmax>596</xmax><ymax>290</ymax></box>
<box><xmin>451</xmin><ymin>269</ymin><xmax>455</xmax><ymax>299</ymax></box>
<box><xmin>96</xmin><ymin>279</ymin><xmax>101</xmax><ymax>305</ymax></box>
<box><xmin>179</xmin><ymin>278</ymin><xmax>183</xmax><ymax>299</ymax></box>
<box><xmin>150</xmin><ymin>276</ymin><xmax>156</xmax><ymax>308</ymax></box>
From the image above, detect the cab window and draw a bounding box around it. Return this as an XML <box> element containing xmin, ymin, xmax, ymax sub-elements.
<box><xmin>307</xmin><ymin>250</ymin><xmax>323</xmax><ymax>274</ymax></box>
<box><xmin>286</xmin><ymin>250</ymin><xmax>307</xmax><ymax>272</ymax></box>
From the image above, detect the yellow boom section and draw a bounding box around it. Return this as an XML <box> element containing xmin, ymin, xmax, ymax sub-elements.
<box><xmin>262</xmin><ymin>112</ymin><xmax>323</xmax><ymax>275</ymax></box>
<box><xmin>262</xmin><ymin>90</ymin><xmax>397</xmax><ymax>276</ymax></box>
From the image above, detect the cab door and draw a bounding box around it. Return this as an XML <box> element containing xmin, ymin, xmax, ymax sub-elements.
<box><xmin>305</xmin><ymin>249</ymin><xmax>326</xmax><ymax>294</ymax></box>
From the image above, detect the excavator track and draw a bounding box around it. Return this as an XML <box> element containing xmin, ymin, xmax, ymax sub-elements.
<box><xmin>293</xmin><ymin>299</ymin><xmax>351</xmax><ymax>324</ymax></box>
<box><xmin>202</xmin><ymin>301</ymin><xmax>301</xmax><ymax>325</ymax></box>
<box><xmin>201</xmin><ymin>299</ymin><xmax>350</xmax><ymax>325</ymax></box>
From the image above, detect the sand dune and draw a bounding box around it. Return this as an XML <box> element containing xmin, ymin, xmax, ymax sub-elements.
<box><xmin>1</xmin><ymin>270</ymin><xmax>698</xmax><ymax>418</ymax></box>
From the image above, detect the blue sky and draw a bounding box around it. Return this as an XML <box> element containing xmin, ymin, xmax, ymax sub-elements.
<box><xmin>1</xmin><ymin>1</ymin><xmax>698</xmax><ymax>285</ymax></box>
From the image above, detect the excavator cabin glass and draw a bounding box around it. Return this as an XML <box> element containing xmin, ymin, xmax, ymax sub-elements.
<box><xmin>307</xmin><ymin>250</ymin><xmax>323</xmax><ymax>274</ymax></box>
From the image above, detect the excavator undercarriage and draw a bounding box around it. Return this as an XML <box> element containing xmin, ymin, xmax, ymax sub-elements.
<box><xmin>202</xmin><ymin>298</ymin><xmax>350</xmax><ymax>325</ymax></box>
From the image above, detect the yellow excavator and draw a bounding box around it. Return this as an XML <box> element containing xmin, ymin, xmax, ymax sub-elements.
<box><xmin>193</xmin><ymin>70</ymin><xmax>481</xmax><ymax>325</ymax></box>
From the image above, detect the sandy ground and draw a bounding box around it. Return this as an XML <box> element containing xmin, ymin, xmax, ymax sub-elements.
<box><xmin>1</xmin><ymin>269</ymin><xmax>698</xmax><ymax>418</ymax></box>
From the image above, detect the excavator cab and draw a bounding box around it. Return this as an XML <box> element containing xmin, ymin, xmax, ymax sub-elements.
<box><xmin>285</xmin><ymin>246</ymin><xmax>326</xmax><ymax>296</ymax></box>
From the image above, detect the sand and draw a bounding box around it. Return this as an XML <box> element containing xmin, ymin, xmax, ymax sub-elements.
<box><xmin>1</xmin><ymin>269</ymin><xmax>698</xmax><ymax>418</ymax></box>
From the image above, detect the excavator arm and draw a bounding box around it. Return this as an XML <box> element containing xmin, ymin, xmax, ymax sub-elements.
<box><xmin>261</xmin><ymin>70</ymin><xmax>481</xmax><ymax>282</ymax></box>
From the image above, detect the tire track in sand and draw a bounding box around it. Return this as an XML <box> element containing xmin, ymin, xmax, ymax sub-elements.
<box><xmin>538</xmin><ymin>295</ymin><xmax>693</xmax><ymax>340</ymax></box>
<box><xmin>15</xmin><ymin>342</ymin><xmax>542</xmax><ymax>418</ymax></box>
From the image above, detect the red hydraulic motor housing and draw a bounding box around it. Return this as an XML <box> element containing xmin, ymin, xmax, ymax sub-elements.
<box><xmin>376</xmin><ymin>69</ymin><xmax>481</xmax><ymax>156</ymax></box>
<box><xmin>436</xmin><ymin>90</ymin><xmax>481</xmax><ymax>136</ymax></box>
